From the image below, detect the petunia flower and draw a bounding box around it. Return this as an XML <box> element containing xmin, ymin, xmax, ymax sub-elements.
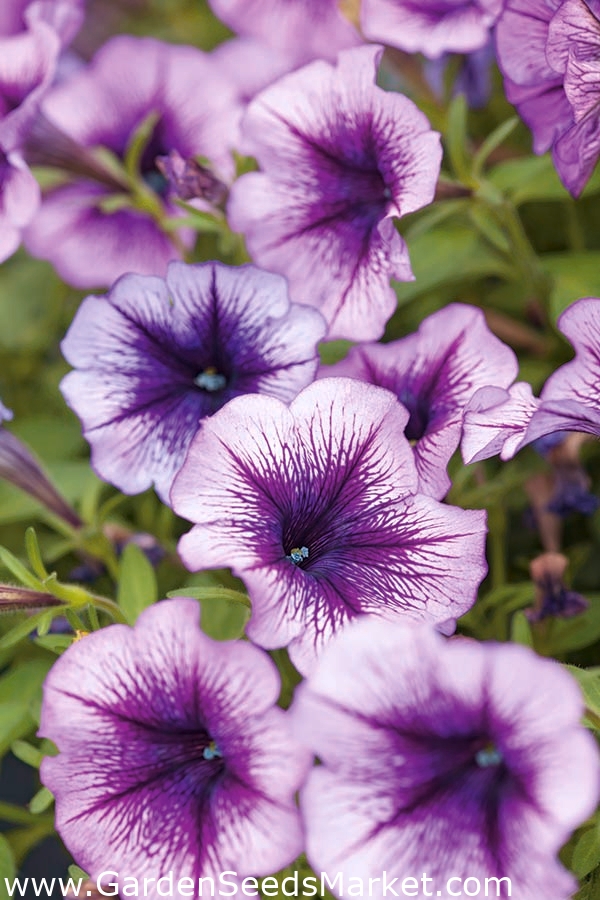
<box><xmin>0</xmin><ymin>400</ymin><xmax>82</xmax><ymax>528</ymax></box>
<box><xmin>292</xmin><ymin>617</ymin><xmax>600</xmax><ymax>900</ymax></box>
<box><xmin>207</xmin><ymin>0</ymin><xmax>360</xmax><ymax>66</ymax></box>
<box><xmin>0</xmin><ymin>5</ymin><xmax>63</xmax><ymax>262</ymax></box>
<box><xmin>462</xmin><ymin>298</ymin><xmax>600</xmax><ymax>462</ymax></box>
<box><xmin>496</xmin><ymin>0</ymin><xmax>600</xmax><ymax>196</ymax></box>
<box><xmin>39</xmin><ymin>598</ymin><xmax>309</xmax><ymax>895</ymax></box>
<box><xmin>60</xmin><ymin>260</ymin><xmax>326</xmax><ymax>503</ymax></box>
<box><xmin>172</xmin><ymin>378</ymin><xmax>488</xmax><ymax>675</ymax></box>
<box><xmin>321</xmin><ymin>303</ymin><xmax>518</xmax><ymax>499</ymax></box>
<box><xmin>23</xmin><ymin>35</ymin><xmax>240</xmax><ymax>288</ymax></box>
<box><xmin>361</xmin><ymin>0</ymin><xmax>503</xmax><ymax>59</ymax></box>
<box><xmin>227</xmin><ymin>45</ymin><xmax>442</xmax><ymax>341</ymax></box>
<box><xmin>527</xmin><ymin>551</ymin><xmax>588</xmax><ymax>621</ymax></box>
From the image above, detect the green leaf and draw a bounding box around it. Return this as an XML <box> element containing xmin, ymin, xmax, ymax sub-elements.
<box><xmin>576</xmin><ymin>865</ymin><xmax>600</xmax><ymax>900</ymax></box>
<box><xmin>541</xmin><ymin>252</ymin><xmax>600</xmax><ymax>320</ymax></box>
<box><xmin>318</xmin><ymin>340</ymin><xmax>353</xmax><ymax>367</ymax></box>
<box><xmin>28</xmin><ymin>787</ymin><xmax>53</xmax><ymax>815</ymax></box>
<box><xmin>510</xmin><ymin>610</ymin><xmax>533</xmax><ymax>646</ymax></box>
<box><xmin>24</xmin><ymin>528</ymin><xmax>48</xmax><ymax>581</ymax></box>
<box><xmin>68</xmin><ymin>865</ymin><xmax>89</xmax><ymax>882</ymax></box>
<box><xmin>10</xmin><ymin>739</ymin><xmax>44</xmax><ymax>769</ymax></box>
<box><xmin>0</xmin><ymin>834</ymin><xmax>16</xmax><ymax>900</ymax></box>
<box><xmin>0</xmin><ymin>546</ymin><xmax>41</xmax><ymax>590</ymax></box>
<box><xmin>167</xmin><ymin>584</ymin><xmax>251</xmax><ymax>641</ymax></box>
<box><xmin>472</xmin><ymin>117</ymin><xmax>519</xmax><ymax>178</ymax></box>
<box><xmin>445</xmin><ymin>94</ymin><xmax>470</xmax><ymax>183</ymax></box>
<box><xmin>563</xmin><ymin>666</ymin><xmax>600</xmax><ymax>724</ymax></box>
<box><xmin>33</xmin><ymin>633</ymin><xmax>75</xmax><ymax>654</ymax></box>
<box><xmin>0</xmin><ymin>607</ymin><xmax>68</xmax><ymax>651</ymax></box>
<box><xmin>0</xmin><ymin>658</ymin><xmax>54</xmax><ymax>754</ymax></box>
<box><xmin>393</xmin><ymin>224</ymin><xmax>512</xmax><ymax>306</ymax></box>
<box><xmin>488</xmin><ymin>155</ymin><xmax>569</xmax><ymax>205</ymax></box>
<box><xmin>572</xmin><ymin>824</ymin><xmax>600</xmax><ymax>880</ymax></box>
<box><xmin>124</xmin><ymin>110</ymin><xmax>160</xmax><ymax>181</ymax></box>
<box><xmin>533</xmin><ymin>594</ymin><xmax>600</xmax><ymax>655</ymax></box>
<box><xmin>117</xmin><ymin>543</ymin><xmax>159</xmax><ymax>624</ymax></box>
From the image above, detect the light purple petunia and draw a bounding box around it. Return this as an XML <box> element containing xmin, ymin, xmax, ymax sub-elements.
<box><xmin>321</xmin><ymin>303</ymin><xmax>518</xmax><ymax>499</ymax></box>
<box><xmin>463</xmin><ymin>297</ymin><xmax>600</xmax><ymax>462</ymax></box>
<box><xmin>292</xmin><ymin>617</ymin><xmax>600</xmax><ymax>900</ymax></box>
<box><xmin>0</xmin><ymin>0</ymin><xmax>84</xmax><ymax>47</ymax></box>
<box><xmin>210</xmin><ymin>38</ymin><xmax>296</xmax><ymax>153</ymax></box>
<box><xmin>24</xmin><ymin>35</ymin><xmax>239</xmax><ymax>288</ymax></box>
<box><xmin>361</xmin><ymin>0</ymin><xmax>503</xmax><ymax>58</ymax></box>
<box><xmin>172</xmin><ymin>378</ymin><xmax>487</xmax><ymax>675</ymax></box>
<box><xmin>0</xmin><ymin>5</ymin><xmax>64</xmax><ymax>262</ymax></box>
<box><xmin>207</xmin><ymin>0</ymin><xmax>360</xmax><ymax>66</ymax></box>
<box><xmin>227</xmin><ymin>45</ymin><xmax>443</xmax><ymax>341</ymax></box>
<box><xmin>496</xmin><ymin>0</ymin><xmax>600</xmax><ymax>196</ymax></box>
<box><xmin>39</xmin><ymin>598</ymin><xmax>309</xmax><ymax>897</ymax></box>
<box><xmin>60</xmin><ymin>260</ymin><xmax>326</xmax><ymax>504</ymax></box>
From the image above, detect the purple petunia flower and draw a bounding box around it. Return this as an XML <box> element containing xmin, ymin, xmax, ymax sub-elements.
<box><xmin>320</xmin><ymin>303</ymin><xmax>518</xmax><ymax>499</ymax></box>
<box><xmin>227</xmin><ymin>45</ymin><xmax>443</xmax><ymax>341</ymax></box>
<box><xmin>60</xmin><ymin>260</ymin><xmax>326</xmax><ymax>503</ymax></box>
<box><xmin>207</xmin><ymin>0</ymin><xmax>360</xmax><ymax>66</ymax></box>
<box><xmin>24</xmin><ymin>35</ymin><xmax>239</xmax><ymax>288</ymax></box>
<box><xmin>0</xmin><ymin>0</ymin><xmax>83</xmax><ymax>48</ymax></box>
<box><xmin>172</xmin><ymin>378</ymin><xmax>487</xmax><ymax>675</ymax></box>
<box><xmin>463</xmin><ymin>298</ymin><xmax>600</xmax><ymax>462</ymax></box>
<box><xmin>292</xmin><ymin>617</ymin><xmax>599</xmax><ymax>900</ymax></box>
<box><xmin>361</xmin><ymin>0</ymin><xmax>503</xmax><ymax>59</ymax></box>
<box><xmin>496</xmin><ymin>0</ymin><xmax>600</xmax><ymax>196</ymax></box>
<box><xmin>0</xmin><ymin>5</ymin><xmax>65</xmax><ymax>262</ymax></box>
<box><xmin>39</xmin><ymin>598</ymin><xmax>309</xmax><ymax>895</ymax></box>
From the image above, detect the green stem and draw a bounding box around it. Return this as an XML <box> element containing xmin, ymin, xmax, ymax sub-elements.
<box><xmin>88</xmin><ymin>593</ymin><xmax>129</xmax><ymax>625</ymax></box>
<box><xmin>0</xmin><ymin>802</ymin><xmax>51</xmax><ymax>826</ymax></box>
<box><xmin>488</xmin><ymin>506</ymin><xmax>507</xmax><ymax>591</ymax></box>
<box><xmin>492</xmin><ymin>200</ymin><xmax>551</xmax><ymax>306</ymax></box>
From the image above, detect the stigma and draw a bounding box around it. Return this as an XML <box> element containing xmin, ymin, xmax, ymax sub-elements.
<box><xmin>287</xmin><ymin>546</ymin><xmax>309</xmax><ymax>565</ymax></box>
<box><xmin>475</xmin><ymin>745</ymin><xmax>503</xmax><ymax>768</ymax></box>
<box><xmin>203</xmin><ymin>740</ymin><xmax>223</xmax><ymax>761</ymax></box>
<box><xmin>194</xmin><ymin>367</ymin><xmax>227</xmax><ymax>392</ymax></box>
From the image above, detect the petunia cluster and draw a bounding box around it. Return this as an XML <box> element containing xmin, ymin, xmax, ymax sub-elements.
<box><xmin>497</xmin><ymin>0</ymin><xmax>600</xmax><ymax>196</ymax></box>
<box><xmin>39</xmin><ymin>601</ymin><xmax>599</xmax><ymax>898</ymax></box>
<box><xmin>0</xmin><ymin>0</ymin><xmax>83</xmax><ymax>262</ymax></box>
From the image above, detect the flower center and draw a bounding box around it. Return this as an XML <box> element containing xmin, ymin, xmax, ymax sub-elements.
<box><xmin>194</xmin><ymin>367</ymin><xmax>227</xmax><ymax>392</ymax></box>
<box><xmin>202</xmin><ymin>740</ymin><xmax>223</xmax><ymax>761</ymax></box>
<box><xmin>286</xmin><ymin>546</ymin><xmax>309</xmax><ymax>565</ymax></box>
<box><xmin>475</xmin><ymin>744</ymin><xmax>502</xmax><ymax>768</ymax></box>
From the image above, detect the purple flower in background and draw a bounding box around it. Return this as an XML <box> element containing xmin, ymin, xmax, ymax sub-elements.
<box><xmin>0</xmin><ymin>0</ymin><xmax>83</xmax><ymax>47</ymax></box>
<box><xmin>425</xmin><ymin>39</ymin><xmax>495</xmax><ymax>108</ymax></box>
<box><xmin>207</xmin><ymin>0</ymin><xmax>360</xmax><ymax>66</ymax></box>
<box><xmin>528</xmin><ymin>551</ymin><xmax>588</xmax><ymax>621</ymax></box>
<box><xmin>0</xmin><ymin>150</ymin><xmax>39</xmax><ymax>262</ymax></box>
<box><xmin>321</xmin><ymin>304</ymin><xmax>518</xmax><ymax>499</ymax></box>
<box><xmin>462</xmin><ymin>382</ymin><xmax>541</xmax><ymax>463</ymax></box>
<box><xmin>173</xmin><ymin>378</ymin><xmax>487</xmax><ymax>675</ymax></box>
<box><xmin>228</xmin><ymin>46</ymin><xmax>442</xmax><ymax>341</ymax></box>
<box><xmin>60</xmin><ymin>261</ymin><xmax>325</xmax><ymax>503</ymax></box>
<box><xmin>361</xmin><ymin>0</ymin><xmax>503</xmax><ymax>58</ymax></box>
<box><xmin>0</xmin><ymin>5</ymin><xmax>67</xmax><ymax>262</ymax></box>
<box><xmin>463</xmin><ymin>298</ymin><xmax>600</xmax><ymax>461</ymax></box>
<box><xmin>211</xmin><ymin>38</ymin><xmax>296</xmax><ymax>153</ymax></box>
<box><xmin>292</xmin><ymin>618</ymin><xmax>599</xmax><ymax>900</ymax></box>
<box><xmin>497</xmin><ymin>0</ymin><xmax>600</xmax><ymax>196</ymax></box>
<box><xmin>24</xmin><ymin>35</ymin><xmax>239</xmax><ymax>288</ymax></box>
<box><xmin>40</xmin><ymin>599</ymin><xmax>309</xmax><ymax>894</ymax></box>
<box><xmin>0</xmin><ymin>400</ymin><xmax>82</xmax><ymax>527</ymax></box>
